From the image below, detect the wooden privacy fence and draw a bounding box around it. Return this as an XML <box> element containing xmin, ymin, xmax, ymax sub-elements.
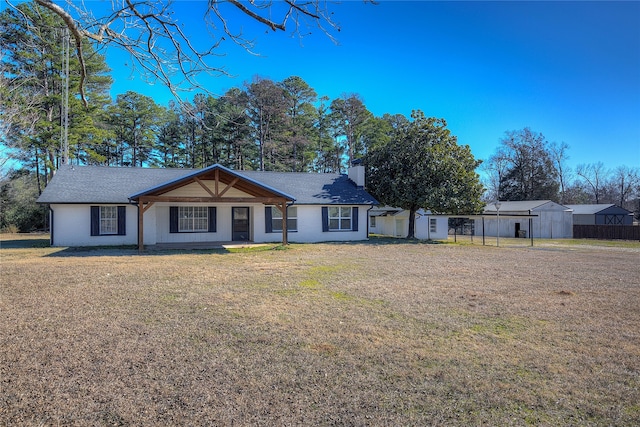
<box><xmin>573</xmin><ymin>225</ymin><xmax>640</xmax><ymax>240</ymax></box>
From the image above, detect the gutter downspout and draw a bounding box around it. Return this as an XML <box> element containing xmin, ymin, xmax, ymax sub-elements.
<box><xmin>367</xmin><ymin>205</ymin><xmax>375</xmax><ymax>239</ymax></box>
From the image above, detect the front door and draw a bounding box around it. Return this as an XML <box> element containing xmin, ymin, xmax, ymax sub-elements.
<box><xmin>232</xmin><ymin>207</ymin><xmax>250</xmax><ymax>241</ymax></box>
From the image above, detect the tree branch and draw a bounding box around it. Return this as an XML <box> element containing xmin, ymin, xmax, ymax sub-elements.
<box><xmin>25</xmin><ymin>0</ymin><xmax>372</xmax><ymax>106</ymax></box>
<box><xmin>33</xmin><ymin>0</ymin><xmax>89</xmax><ymax>107</ymax></box>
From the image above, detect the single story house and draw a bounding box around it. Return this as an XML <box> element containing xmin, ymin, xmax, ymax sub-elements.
<box><xmin>474</xmin><ymin>200</ymin><xmax>573</xmax><ymax>239</ymax></box>
<box><xmin>36</xmin><ymin>163</ymin><xmax>378</xmax><ymax>249</ymax></box>
<box><xmin>369</xmin><ymin>207</ymin><xmax>449</xmax><ymax>240</ymax></box>
<box><xmin>565</xmin><ymin>204</ymin><xmax>633</xmax><ymax>225</ymax></box>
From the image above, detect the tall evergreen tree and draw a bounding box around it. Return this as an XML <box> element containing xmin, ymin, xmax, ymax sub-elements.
<box><xmin>216</xmin><ymin>88</ymin><xmax>255</xmax><ymax>170</ymax></box>
<box><xmin>0</xmin><ymin>1</ymin><xmax>112</xmax><ymax>186</ymax></box>
<box><xmin>330</xmin><ymin>94</ymin><xmax>372</xmax><ymax>166</ymax></box>
<box><xmin>106</xmin><ymin>92</ymin><xmax>162</xmax><ymax>167</ymax></box>
<box><xmin>246</xmin><ymin>77</ymin><xmax>288</xmax><ymax>171</ymax></box>
<box><xmin>279</xmin><ymin>76</ymin><xmax>318</xmax><ymax>171</ymax></box>
<box><xmin>312</xmin><ymin>96</ymin><xmax>342</xmax><ymax>173</ymax></box>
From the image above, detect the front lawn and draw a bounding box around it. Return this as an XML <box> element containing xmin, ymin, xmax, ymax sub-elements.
<box><xmin>1</xmin><ymin>235</ymin><xmax>639</xmax><ymax>425</ymax></box>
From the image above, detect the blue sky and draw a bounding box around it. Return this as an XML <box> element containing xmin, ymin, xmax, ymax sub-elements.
<box><xmin>103</xmin><ymin>0</ymin><xmax>640</xmax><ymax>173</ymax></box>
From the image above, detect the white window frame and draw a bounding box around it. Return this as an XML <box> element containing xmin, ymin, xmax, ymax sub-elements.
<box><xmin>430</xmin><ymin>217</ymin><xmax>437</xmax><ymax>233</ymax></box>
<box><xmin>271</xmin><ymin>206</ymin><xmax>298</xmax><ymax>232</ymax></box>
<box><xmin>100</xmin><ymin>206</ymin><xmax>118</xmax><ymax>235</ymax></box>
<box><xmin>178</xmin><ymin>206</ymin><xmax>208</xmax><ymax>232</ymax></box>
<box><xmin>328</xmin><ymin>206</ymin><xmax>352</xmax><ymax>231</ymax></box>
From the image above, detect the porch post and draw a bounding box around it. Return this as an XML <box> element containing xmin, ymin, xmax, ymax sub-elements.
<box><xmin>137</xmin><ymin>198</ymin><xmax>154</xmax><ymax>252</ymax></box>
<box><xmin>274</xmin><ymin>200</ymin><xmax>288</xmax><ymax>246</ymax></box>
<box><xmin>281</xmin><ymin>200</ymin><xmax>288</xmax><ymax>245</ymax></box>
<box><xmin>138</xmin><ymin>201</ymin><xmax>144</xmax><ymax>252</ymax></box>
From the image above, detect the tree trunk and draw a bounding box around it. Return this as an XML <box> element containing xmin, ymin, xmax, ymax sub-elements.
<box><xmin>407</xmin><ymin>206</ymin><xmax>417</xmax><ymax>239</ymax></box>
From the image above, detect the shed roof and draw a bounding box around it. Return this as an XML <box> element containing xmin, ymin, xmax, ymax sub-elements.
<box><xmin>36</xmin><ymin>165</ymin><xmax>378</xmax><ymax>206</ymax></box>
<box><xmin>565</xmin><ymin>204</ymin><xmax>631</xmax><ymax>215</ymax></box>
<box><xmin>483</xmin><ymin>200</ymin><xmax>569</xmax><ymax>213</ymax></box>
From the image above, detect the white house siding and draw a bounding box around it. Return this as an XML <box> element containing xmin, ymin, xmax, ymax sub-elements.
<box><xmin>370</xmin><ymin>210</ymin><xmax>448</xmax><ymax>240</ymax></box>
<box><xmin>258</xmin><ymin>205</ymin><xmax>370</xmax><ymax>243</ymax></box>
<box><xmin>151</xmin><ymin>203</ymin><xmax>370</xmax><ymax>245</ymax></box>
<box><xmin>153</xmin><ymin>203</ymin><xmax>259</xmax><ymax>244</ymax></box>
<box><xmin>414</xmin><ymin>215</ymin><xmax>449</xmax><ymax>240</ymax></box>
<box><xmin>143</xmin><ymin>204</ymin><xmax>157</xmax><ymax>245</ymax></box>
<box><xmin>50</xmin><ymin>204</ymin><xmax>138</xmax><ymax>247</ymax></box>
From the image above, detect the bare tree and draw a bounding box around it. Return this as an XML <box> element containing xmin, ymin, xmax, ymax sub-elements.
<box><xmin>482</xmin><ymin>150</ymin><xmax>510</xmax><ymax>202</ymax></box>
<box><xmin>9</xmin><ymin>0</ymin><xmax>371</xmax><ymax>106</ymax></box>
<box><xmin>549</xmin><ymin>141</ymin><xmax>571</xmax><ymax>204</ymax></box>
<box><xmin>576</xmin><ymin>162</ymin><xmax>608</xmax><ymax>204</ymax></box>
<box><xmin>609</xmin><ymin>165</ymin><xmax>640</xmax><ymax>208</ymax></box>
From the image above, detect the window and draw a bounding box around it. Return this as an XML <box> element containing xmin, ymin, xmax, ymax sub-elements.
<box><xmin>329</xmin><ymin>206</ymin><xmax>352</xmax><ymax>230</ymax></box>
<box><xmin>100</xmin><ymin>206</ymin><xmax>118</xmax><ymax>234</ymax></box>
<box><xmin>170</xmin><ymin>206</ymin><xmax>216</xmax><ymax>233</ymax></box>
<box><xmin>370</xmin><ymin>216</ymin><xmax>376</xmax><ymax>227</ymax></box>
<box><xmin>91</xmin><ymin>206</ymin><xmax>126</xmax><ymax>236</ymax></box>
<box><xmin>179</xmin><ymin>206</ymin><xmax>208</xmax><ymax>232</ymax></box>
<box><xmin>430</xmin><ymin>218</ymin><xmax>437</xmax><ymax>233</ymax></box>
<box><xmin>322</xmin><ymin>206</ymin><xmax>359</xmax><ymax>232</ymax></box>
<box><xmin>267</xmin><ymin>206</ymin><xmax>297</xmax><ymax>232</ymax></box>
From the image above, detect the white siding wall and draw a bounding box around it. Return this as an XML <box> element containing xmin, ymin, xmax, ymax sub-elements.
<box><xmin>414</xmin><ymin>215</ymin><xmax>449</xmax><ymax>240</ymax></box>
<box><xmin>51</xmin><ymin>202</ymin><xmax>371</xmax><ymax>246</ymax></box>
<box><xmin>372</xmin><ymin>212</ymin><xmax>449</xmax><ymax>240</ymax></box>
<box><xmin>153</xmin><ymin>203</ymin><xmax>258</xmax><ymax>244</ymax></box>
<box><xmin>474</xmin><ymin>208</ymin><xmax>573</xmax><ymax>239</ymax></box>
<box><xmin>258</xmin><ymin>205</ymin><xmax>370</xmax><ymax>243</ymax></box>
<box><xmin>50</xmin><ymin>204</ymin><xmax>137</xmax><ymax>247</ymax></box>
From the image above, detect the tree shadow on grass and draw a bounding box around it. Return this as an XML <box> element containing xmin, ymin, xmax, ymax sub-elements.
<box><xmin>0</xmin><ymin>238</ymin><xmax>50</xmax><ymax>249</ymax></box>
<box><xmin>43</xmin><ymin>246</ymin><xmax>234</xmax><ymax>258</ymax></box>
<box><xmin>42</xmin><ymin>243</ymin><xmax>286</xmax><ymax>257</ymax></box>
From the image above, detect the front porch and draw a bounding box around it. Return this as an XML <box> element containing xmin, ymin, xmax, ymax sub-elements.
<box><xmin>129</xmin><ymin>165</ymin><xmax>296</xmax><ymax>251</ymax></box>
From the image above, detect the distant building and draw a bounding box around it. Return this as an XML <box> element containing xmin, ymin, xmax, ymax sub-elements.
<box><xmin>565</xmin><ymin>204</ymin><xmax>633</xmax><ymax>226</ymax></box>
<box><xmin>474</xmin><ymin>200</ymin><xmax>573</xmax><ymax>239</ymax></box>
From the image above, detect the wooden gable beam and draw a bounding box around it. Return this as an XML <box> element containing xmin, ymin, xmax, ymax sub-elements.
<box><xmin>194</xmin><ymin>177</ymin><xmax>216</xmax><ymax>198</ymax></box>
<box><xmin>214</xmin><ymin>168</ymin><xmax>219</xmax><ymax>196</ymax></box>
<box><xmin>218</xmin><ymin>177</ymin><xmax>240</xmax><ymax>197</ymax></box>
<box><xmin>138</xmin><ymin>195</ymin><xmax>289</xmax><ymax>204</ymax></box>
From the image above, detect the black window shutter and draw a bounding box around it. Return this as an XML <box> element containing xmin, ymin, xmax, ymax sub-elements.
<box><xmin>321</xmin><ymin>207</ymin><xmax>329</xmax><ymax>232</ymax></box>
<box><xmin>208</xmin><ymin>207</ymin><xmax>217</xmax><ymax>232</ymax></box>
<box><xmin>90</xmin><ymin>206</ymin><xmax>100</xmax><ymax>236</ymax></box>
<box><xmin>265</xmin><ymin>206</ymin><xmax>273</xmax><ymax>233</ymax></box>
<box><xmin>170</xmin><ymin>206</ymin><xmax>178</xmax><ymax>233</ymax></box>
<box><xmin>352</xmin><ymin>207</ymin><xmax>359</xmax><ymax>231</ymax></box>
<box><xmin>117</xmin><ymin>206</ymin><xmax>126</xmax><ymax>235</ymax></box>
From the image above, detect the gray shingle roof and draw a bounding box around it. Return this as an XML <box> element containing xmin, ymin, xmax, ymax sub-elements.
<box><xmin>565</xmin><ymin>204</ymin><xmax>615</xmax><ymax>215</ymax></box>
<box><xmin>482</xmin><ymin>200</ymin><xmax>568</xmax><ymax>212</ymax></box>
<box><xmin>37</xmin><ymin>165</ymin><xmax>378</xmax><ymax>206</ymax></box>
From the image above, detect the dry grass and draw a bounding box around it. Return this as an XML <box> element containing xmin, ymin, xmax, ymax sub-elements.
<box><xmin>1</xmin><ymin>234</ymin><xmax>639</xmax><ymax>426</ymax></box>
